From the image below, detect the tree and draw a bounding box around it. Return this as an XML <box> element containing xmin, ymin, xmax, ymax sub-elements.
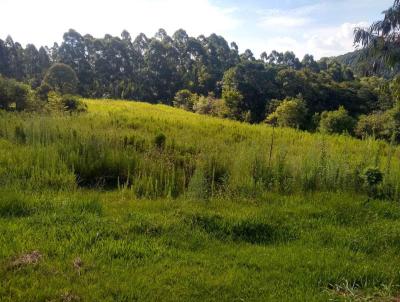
<box><xmin>222</xmin><ymin>61</ymin><xmax>278</xmax><ymax>123</ymax></box>
<box><xmin>266</xmin><ymin>97</ymin><xmax>308</xmax><ymax>129</ymax></box>
<box><xmin>319</xmin><ymin>106</ymin><xmax>356</xmax><ymax>135</ymax></box>
<box><xmin>240</xmin><ymin>49</ymin><xmax>255</xmax><ymax>62</ymax></box>
<box><xmin>42</xmin><ymin>63</ymin><xmax>79</xmax><ymax>94</ymax></box>
<box><xmin>58</xmin><ymin>29</ymin><xmax>93</xmax><ymax>94</ymax></box>
<box><xmin>302</xmin><ymin>54</ymin><xmax>320</xmax><ymax>72</ymax></box>
<box><xmin>354</xmin><ymin>0</ymin><xmax>400</xmax><ymax>69</ymax></box>
<box><xmin>4</xmin><ymin>36</ymin><xmax>24</xmax><ymax>80</ymax></box>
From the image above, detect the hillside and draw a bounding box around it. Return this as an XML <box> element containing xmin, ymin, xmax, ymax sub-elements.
<box><xmin>334</xmin><ymin>50</ymin><xmax>400</xmax><ymax>78</ymax></box>
<box><xmin>2</xmin><ymin>99</ymin><xmax>400</xmax><ymax>301</ymax></box>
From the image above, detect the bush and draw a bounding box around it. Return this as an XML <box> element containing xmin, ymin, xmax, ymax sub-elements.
<box><xmin>362</xmin><ymin>167</ymin><xmax>384</xmax><ymax>199</ymax></box>
<box><xmin>319</xmin><ymin>106</ymin><xmax>356</xmax><ymax>135</ymax></box>
<box><xmin>266</xmin><ymin>97</ymin><xmax>308</xmax><ymax>129</ymax></box>
<box><xmin>62</xmin><ymin>94</ymin><xmax>87</xmax><ymax>112</ymax></box>
<box><xmin>153</xmin><ymin>133</ymin><xmax>166</xmax><ymax>149</ymax></box>
<box><xmin>36</xmin><ymin>82</ymin><xmax>52</xmax><ymax>101</ymax></box>
<box><xmin>193</xmin><ymin>93</ymin><xmax>228</xmax><ymax>117</ymax></box>
<box><xmin>355</xmin><ymin>106</ymin><xmax>400</xmax><ymax>142</ymax></box>
<box><xmin>0</xmin><ymin>76</ymin><xmax>33</xmax><ymax>111</ymax></box>
<box><xmin>193</xmin><ymin>95</ymin><xmax>213</xmax><ymax>115</ymax></box>
<box><xmin>173</xmin><ymin>89</ymin><xmax>196</xmax><ymax>111</ymax></box>
<box><xmin>222</xmin><ymin>88</ymin><xmax>243</xmax><ymax>119</ymax></box>
<box><xmin>45</xmin><ymin>92</ymin><xmax>87</xmax><ymax>113</ymax></box>
<box><xmin>362</xmin><ymin>167</ymin><xmax>383</xmax><ymax>187</ymax></box>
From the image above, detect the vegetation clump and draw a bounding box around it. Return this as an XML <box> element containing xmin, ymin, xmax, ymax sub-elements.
<box><xmin>319</xmin><ymin>106</ymin><xmax>356</xmax><ymax>135</ymax></box>
<box><xmin>266</xmin><ymin>97</ymin><xmax>308</xmax><ymax>129</ymax></box>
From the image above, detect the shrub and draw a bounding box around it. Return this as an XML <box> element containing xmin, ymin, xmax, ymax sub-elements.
<box><xmin>0</xmin><ymin>76</ymin><xmax>33</xmax><ymax>111</ymax></box>
<box><xmin>173</xmin><ymin>89</ymin><xmax>196</xmax><ymax>111</ymax></box>
<box><xmin>193</xmin><ymin>95</ymin><xmax>213</xmax><ymax>115</ymax></box>
<box><xmin>362</xmin><ymin>167</ymin><xmax>383</xmax><ymax>187</ymax></box>
<box><xmin>36</xmin><ymin>82</ymin><xmax>52</xmax><ymax>101</ymax></box>
<box><xmin>45</xmin><ymin>92</ymin><xmax>86</xmax><ymax>113</ymax></box>
<box><xmin>154</xmin><ymin>133</ymin><xmax>166</xmax><ymax>150</ymax></box>
<box><xmin>319</xmin><ymin>106</ymin><xmax>356</xmax><ymax>135</ymax></box>
<box><xmin>193</xmin><ymin>94</ymin><xmax>229</xmax><ymax>117</ymax></box>
<box><xmin>222</xmin><ymin>88</ymin><xmax>243</xmax><ymax>119</ymax></box>
<box><xmin>355</xmin><ymin>106</ymin><xmax>400</xmax><ymax>142</ymax></box>
<box><xmin>62</xmin><ymin>94</ymin><xmax>87</xmax><ymax>112</ymax></box>
<box><xmin>362</xmin><ymin>167</ymin><xmax>384</xmax><ymax>199</ymax></box>
<box><xmin>266</xmin><ymin>97</ymin><xmax>308</xmax><ymax>129</ymax></box>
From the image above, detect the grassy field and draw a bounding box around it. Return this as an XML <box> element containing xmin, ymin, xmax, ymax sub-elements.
<box><xmin>1</xmin><ymin>99</ymin><xmax>400</xmax><ymax>301</ymax></box>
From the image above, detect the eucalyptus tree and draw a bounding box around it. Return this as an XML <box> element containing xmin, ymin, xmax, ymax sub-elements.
<box><xmin>354</xmin><ymin>0</ymin><xmax>400</xmax><ymax>69</ymax></box>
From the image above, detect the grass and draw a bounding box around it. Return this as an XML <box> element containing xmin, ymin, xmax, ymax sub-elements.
<box><xmin>1</xmin><ymin>99</ymin><xmax>400</xmax><ymax>301</ymax></box>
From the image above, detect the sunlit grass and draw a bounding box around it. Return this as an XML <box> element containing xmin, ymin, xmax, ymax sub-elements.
<box><xmin>1</xmin><ymin>99</ymin><xmax>400</xmax><ymax>301</ymax></box>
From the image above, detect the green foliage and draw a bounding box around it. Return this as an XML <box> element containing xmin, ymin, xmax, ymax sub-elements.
<box><xmin>222</xmin><ymin>61</ymin><xmax>278</xmax><ymax>123</ymax></box>
<box><xmin>266</xmin><ymin>97</ymin><xmax>308</xmax><ymax>129</ymax></box>
<box><xmin>3</xmin><ymin>29</ymin><xmax>400</xmax><ymax>137</ymax></box>
<box><xmin>362</xmin><ymin>167</ymin><xmax>384</xmax><ymax>187</ymax></box>
<box><xmin>319</xmin><ymin>106</ymin><xmax>356</xmax><ymax>135</ymax></box>
<box><xmin>43</xmin><ymin>63</ymin><xmax>79</xmax><ymax>95</ymax></box>
<box><xmin>173</xmin><ymin>89</ymin><xmax>196</xmax><ymax>111</ymax></box>
<box><xmin>153</xmin><ymin>133</ymin><xmax>167</xmax><ymax>149</ymax></box>
<box><xmin>391</xmin><ymin>75</ymin><xmax>400</xmax><ymax>103</ymax></box>
<box><xmin>45</xmin><ymin>92</ymin><xmax>87</xmax><ymax>113</ymax></box>
<box><xmin>362</xmin><ymin>167</ymin><xmax>384</xmax><ymax>199</ymax></box>
<box><xmin>355</xmin><ymin>105</ymin><xmax>400</xmax><ymax>141</ymax></box>
<box><xmin>61</xmin><ymin>94</ymin><xmax>87</xmax><ymax>112</ymax></box>
<box><xmin>192</xmin><ymin>94</ymin><xmax>229</xmax><ymax>117</ymax></box>
<box><xmin>222</xmin><ymin>88</ymin><xmax>244</xmax><ymax>119</ymax></box>
<box><xmin>354</xmin><ymin>0</ymin><xmax>400</xmax><ymax>70</ymax></box>
<box><xmin>0</xmin><ymin>75</ymin><xmax>32</xmax><ymax>111</ymax></box>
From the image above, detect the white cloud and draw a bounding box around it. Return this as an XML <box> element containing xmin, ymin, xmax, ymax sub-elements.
<box><xmin>304</xmin><ymin>22</ymin><xmax>369</xmax><ymax>58</ymax></box>
<box><xmin>243</xmin><ymin>22</ymin><xmax>368</xmax><ymax>60</ymax></box>
<box><xmin>258</xmin><ymin>10</ymin><xmax>310</xmax><ymax>28</ymax></box>
<box><xmin>257</xmin><ymin>4</ymin><xmax>322</xmax><ymax>29</ymax></box>
<box><xmin>0</xmin><ymin>0</ymin><xmax>241</xmax><ymax>47</ymax></box>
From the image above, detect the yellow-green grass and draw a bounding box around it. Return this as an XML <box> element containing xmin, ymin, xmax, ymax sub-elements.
<box><xmin>1</xmin><ymin>99</ymin><xmax>400</xmax><ymax>301</ymax></box>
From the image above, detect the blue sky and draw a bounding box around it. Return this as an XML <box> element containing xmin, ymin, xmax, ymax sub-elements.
<box><xmin>0</xmin><ymin>0</ymin><xmax>394</xmax><ymax>59</ymax></box>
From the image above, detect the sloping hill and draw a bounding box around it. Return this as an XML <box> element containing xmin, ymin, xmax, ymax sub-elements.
<box><xmin>334</xmin><ymin>49</ymin><xmax>400</xmax><ymax>78</ymax></box>
<box><xmin>1</xmin><ymin>99</ymin><xmax>400</xmax><ymax>301</ymax></box>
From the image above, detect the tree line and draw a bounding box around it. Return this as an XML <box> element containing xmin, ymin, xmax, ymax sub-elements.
<box><xmin>0</xmin><ymin>19</ymin><xmax>400</xmax><ymax>141</ymax></box>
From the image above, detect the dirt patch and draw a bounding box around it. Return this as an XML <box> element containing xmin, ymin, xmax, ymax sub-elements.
<box><xmin>9</xmin><ymin>251</ymin><xmax>42</xmax><ymax>269</ymax></box>
<box><xmin>60</xmin><ymin>292</ymin><xmax>81</xmax><ymax>302</ymax></box>
<box><xmin>73</xmin><ymin>257</ymin><xmax>83</xmax><ymax>275</ymax></box>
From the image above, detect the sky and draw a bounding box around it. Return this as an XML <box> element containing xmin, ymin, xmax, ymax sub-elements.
<box><xmin>0</xmin><ymin>0</ymin><xmax>394</xmax><ymax>59</ymax></box>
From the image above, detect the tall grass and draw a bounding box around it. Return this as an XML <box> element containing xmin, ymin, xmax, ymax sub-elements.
<box><xmin>0</xmin><ymin>98</ymin><xmax>400</xmax><ymax>200</ymax></box>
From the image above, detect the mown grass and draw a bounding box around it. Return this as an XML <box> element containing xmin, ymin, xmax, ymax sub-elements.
<box><xmin>1</xmin><ymin>99</ymin><xmax>400</xmax><ymax>301</ymax></box>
